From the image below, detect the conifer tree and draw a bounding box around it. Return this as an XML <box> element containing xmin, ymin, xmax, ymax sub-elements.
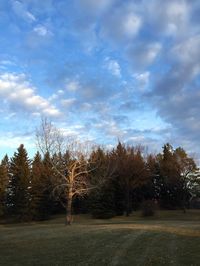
<box><xmin>42</xmin><ymin>152</ymin><xmax>57</xmax><ymax>215</ymax></box>
<box><xmin>30</xmin><ymin>151</ymin><xmax>53</xmax><ymax>220</ymax></box>
<box><xmin>174</xmin><ymin>147</ymin><xmax>197</xmax><ymax>211</ymax></box>
<box><xmin>88</xmin><ymin>147</ymin><xmax>117</xmax><ymax>218</ymax></box>
<box><xmin>158</xmin><ymin>143</ymin><xmax>197</xmax><ymax>209</ymax></box>
<box><xmin>112</xmin><ymin>142</ymin><xmax>149</xmax><ymax>216</ymax></box>
<box><xmin>90</xmin><ymin>181</ymin><xmax>116</xmax><ymax>219</ymax></box>
<box><xmin>0</xmin><ymin>155</ymin><xmax>9</xmax><ymax>217</ymax></box>
<box><xmin>8</xmin><ymin>144</ymin><xmax>31</xmax><ymax>221</ymax></box>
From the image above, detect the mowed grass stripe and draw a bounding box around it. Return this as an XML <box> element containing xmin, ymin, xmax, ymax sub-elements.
<box><xmin>0</xmin><ymin>226</ymin><xmax>137</xmax><ymax>265</ymax></box>
<box><xmin>109</xmin><ymin>230</ymin><xmax>200</xmax><ymax>266</ymax></box>
<box><xmin>0</xmin><ymin>211</ymin><xmax>200</xmax><ymax>266</ymax></box>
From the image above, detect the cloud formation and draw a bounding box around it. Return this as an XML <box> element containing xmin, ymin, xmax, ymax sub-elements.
<box><xmin>127</xmin><ymin>42</ymin><xmax>161</xmax><ymax>70</ymax></box>
<box><xmin>101</xmin><ymin>4</ymin><xmax>142</xmax><ymax>43</ymax></box>
<box><xmin>11</xmin><ymin>0</ymin><xmax>36</xmax><ymax>23</ymax></box>
<box><xmin>104</xmin><ymin>58</ymin><xmax>121</xmax><ymax>77</ymax></box>
<box><xmin>0</xmin><ymin>0</ymin><xmax>200</xmax><ymax>161</ymax></box>
<box><xmin>0</xmin><ymin>73</ymin><xmax>60</xmax><ymax>117</ymax></box>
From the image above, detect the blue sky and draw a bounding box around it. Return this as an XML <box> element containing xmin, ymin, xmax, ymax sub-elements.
<box><xmin>0</xmin><ymin>0</ymin><xmax>200</xmax><ymax>162</ymax></box>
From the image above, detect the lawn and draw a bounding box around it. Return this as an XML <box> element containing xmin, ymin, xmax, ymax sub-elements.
<box><xmin>0</xmin><ymin>210</ymin><xmax>200</xmax><ymax>266</ymax></box>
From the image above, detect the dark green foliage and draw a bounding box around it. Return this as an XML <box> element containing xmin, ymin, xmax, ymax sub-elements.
<box><xmin>190</xmin><ymin>198</ymin><xmax>200</xmax><ymax>209</ymax></box>
<box><xmin>41</xmin><ymin>152</ymin><xmax>60</xmax><ymax>217</ymax></box>
<box><xmin>156</xmin><ymin>144</ymin><xmax>198</xmax><ymax>210</ymax></box>
<box><xmin>111</xmin><ymin>142</ymin><xmax>150</xmax><ymax>216</ymax></box>
<box><xmin>30</xmin><ymin>152</ymin><xmax>54</xmax><ymax>220</ymax></box>
<box><xmin>88</xmin><ymin>147</ymin><xmax>116</xmax><ymax>218</ymax></box>
<box><xmin>113</xmin><ymin>180</ymin><xmax>125</xmax><ymax>215</ymax></box>
<box><xmin>141</xmin><ymin>200</ymin><xmax>156</xmax><ymax>217</ymax></box>
<box><xmin>73</xmin><ymin>196</ymin><xmax>88</xmax><ymax>214</ymax></box>
<box><xmin>7</xmin><ymin>145</ymin><xmax>31</xmax><ymax>221</ymax></box>
<box><xmin>0</xmin><ymin>141</ymin><xmax>198</xmax><ymax>223</ymax></box>
<box><xmin>0</xmin><ymin>155</ymin><xmax>9</xmax><ymax>217</ymax></box>
<box><xmin>90</xmin><ymin>183</ymin><xmax>116</xmax><ymax>219</ymax></box>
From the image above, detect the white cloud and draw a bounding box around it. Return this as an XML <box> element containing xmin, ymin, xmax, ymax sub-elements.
<box><xmin>101</xmin><ymin>6</ymin><xmax>142</xmax><ymax>43</ymax></box>
<box><xmin>59</xmin><ymin>125</ymin><xmax>87</xmax><ymax>138</ymax></box>
<box><xmin>12</xmin><ymin>0</ymin><xmax>36</xmax><ymax>23</ymax></box>
<box><xmin>58</xmin><ymin>89</ymin><xmax>64</xmax><ymax>94</ymax></box>
<box><xmin>95</xmin><ymin>120</ymin><xmax>126</xmax><ymax>139</ymax></box>
<box><xmin>134</xmin><ymin>72</ymin><xmax>150</xmax><ymax>83</ymax></box>
<box><xmin>106</xmin><ymin>122</ymin><xmax>126</xmax><ymax>139</ymax></box>
<box><xmin>146</xmin><ymin>0</ymin><xmax>190</xmax><ymax>37</ymax></box>
<box><xmin>48</xmin><ymin>93</ymin><xmax>58</xmax><ymax>101</ymax></box>
<box><xmin>166</xmin><ymin>1</ymin><xmax>188</xmax><ymax>24</ymax></box>
<box><xmin>172</xmin><ymin>35</ymin><xmax>200</xmax><ymax>65</ymax></box>
<box><xmin>48</xmin><ymin>89</ymin><xmax>65</xmax><ymax>102</ymax></box>
<box><xmin>104</xmin><ymin>58</ymin><xmax>121</xmax><ymax>77</ymax></box>
<box><xmin>33</xmin><ymin>25</ymin><xmax>53</xmax><ymax>37</ymax></box>
<box><xmin>0</xmin><ymin>60</ymin><xmax>15</xmax><ymax>66</ymax></box>
<box><xmin>0</xmin><ymin>72</ymin><xmax>60</xmax><ymax>117</ymax></box>
<box><xmin>33</xmin><ymin>25</ymin><xmax>52</xmax><ymax>37</ymax></box>
<box><xmin>144</xmin><ymin>43</ymin><xmax>161</xmax><ymax>65</ymax></box>
<box><xmin>134</xmin><ymin>71</ymin><xmax>150</xmax><ymax>90</ymax></box>
<box><xmin>122</xmin><ymin>13</ymin><xmax>142</xmax><ymax>38</ymax></box>
<box><xmin>0</xmin><ymin>132</ymin><xmax>35</xmax><ymax>150</ymax></box>
<box><xmin>127</xmin><ymin>42</ymin><xmax>161</xmax><ymax>69</ymax></box>
<box><xmin>65</xmin><ymin>80</ymin><xmax>80</xmax><ymax>92</ymax></box>
<box><xmin>5</xmin><ymin>113</ymin><xmax>16</xmax><ymax>120</ymax></box>
<box><xmin>81</xmin><ymin>102</ymin><xmax>92</xmax><ymax>111</ymax></box>
<box><xmin>61</xmin><ymin>98</ymin><xmax>76</xmax><ymax>108</ymax></box>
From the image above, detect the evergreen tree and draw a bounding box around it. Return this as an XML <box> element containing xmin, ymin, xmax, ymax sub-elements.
<box><xmin>112</xmin><ymin>142</ymin><xmax>149</xmax><ymax>216</ymax></box>
<box><xmin>88</xmin><ymin>147</ymin><xmax>117</xmax><ymax>218</ymax></box>
<box><xmin>157</xmin><ymin>144</ymin><xmax>180</xmax><ymax>209</ymax></box>
<box><xmin>157</xmin><ymin>143</ymin><xmax>197</xmax><ymax>209</ymax></box>
<box><xmin>30</xmin><ymin>152</ymin><xmax>53</xmax><ymax>220</ymax></box>
<box><xmin>174</xmin><ymin>147</ymin><xmax>197</xmax><ymax>211</ymax></box>
<box><xmin>42</xmin><ymin>152</ymin><xmax>55</xmax><ymax>217</ymax></box>
<box><xmin>0</xmin><ymin>155</ymin><xmax>9</xmax><ymax>217</ymax></box>
<box><xmin>8</xmin><ymin>144</ymin><xmax>31</xmax><ymax>221</ymax></box>
<box><xmin>90</xmin><ymin>181</ymin><xmax>116</xmax><ymax>219</ymax></box>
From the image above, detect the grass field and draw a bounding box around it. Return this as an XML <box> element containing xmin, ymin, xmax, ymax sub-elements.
<box><xmin>0</xmin><ymin>210</ymin><xmax>200</xmax><ymax>266</ymax></box>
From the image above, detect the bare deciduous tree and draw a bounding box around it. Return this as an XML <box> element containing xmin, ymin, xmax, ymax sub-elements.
<box><xmin>36</xmin><ymin>118</ymin><xmax>96</xmax><ymax>225</ymax></box>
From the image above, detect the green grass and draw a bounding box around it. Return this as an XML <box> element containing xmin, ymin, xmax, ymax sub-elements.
<box><xmin>0</xmin><ymin>210</ymin><xmax>200</xmax><ymax>266</ymax></box>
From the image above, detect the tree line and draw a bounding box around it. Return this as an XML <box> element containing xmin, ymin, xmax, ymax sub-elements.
<box><xmin>0</xmin><ymin>143</ymin><xmax>199</xmax><ymax>223</ymax></box>
<box><xmin>0</xmin><ymin>120</ymin><xmax>199</xmax><ymax>224</ymax></box>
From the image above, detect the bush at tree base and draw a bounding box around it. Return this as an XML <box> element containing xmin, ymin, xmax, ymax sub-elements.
<box><xmin>141</xmin><ymin>200</ymin><xmax>156</xmax><ymax>217</ymax></box>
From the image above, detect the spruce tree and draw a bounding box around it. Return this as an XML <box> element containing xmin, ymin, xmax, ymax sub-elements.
<box><xmin>8</xmin><ymin>144</ymin><xmax>31</xmax><ymax>221</ymax></box>
<box><xmin>158</xmin><ymin>144</ymin><xmax>197</xmax><ymax>210</ymax></box>
<box><xmin>42</xmin><ymin>152</ymin><xmax>56</xmax><ymax>216</ymax></box>
<box><xmin>112</xmin><ymin>142</ymin><xmax>149</xmax><ymax>216</ymax></box>
<box><xmin>0</xmin><ymin>155</ymin><xmax>9</xmax><ymax>217</ymax></box>
<box><xmin>30</xmin><ymin>152</ymin><xmax>50</xmax><ymax>220</ymax></box>
<box><xmin>90</xmin><ymin>182</ymin><xmax>116</xmax><ymax>219</ymax></box>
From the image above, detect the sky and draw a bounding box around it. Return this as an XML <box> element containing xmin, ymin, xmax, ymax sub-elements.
<box><xmin>0</xmin><ymin>0</ymin><xmax>200</xmax><ymax>162</ymax></box>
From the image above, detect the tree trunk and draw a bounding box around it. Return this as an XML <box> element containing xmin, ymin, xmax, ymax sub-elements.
<box><xmin>125</xmin><ymin>185</ymin><xmax>130</xmax><ymax>217</ymax></box>
<box><xmin>182</xmin><ymin>194</ymin><xmax>186</xmax><ymax>213</ymax></box>
<box><xmin>182</xmin><ymin>187</ymin><xmax>187</xmax><ymax>213</ymax></box>
<box><xmin>66</xmin><ymin>188</ymin><xmax>73</xmax><ymax>225</ymax></box>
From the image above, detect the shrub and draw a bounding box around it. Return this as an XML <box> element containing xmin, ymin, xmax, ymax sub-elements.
<box><xmin>141</xmin><ymin>200</ymin><xmax>156</xmax><ymax>217</ymax></box>
<box><xmin>90</xmin><ymin>184</ymin><xmax>116</xmax><ymax>219</ymax></box>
